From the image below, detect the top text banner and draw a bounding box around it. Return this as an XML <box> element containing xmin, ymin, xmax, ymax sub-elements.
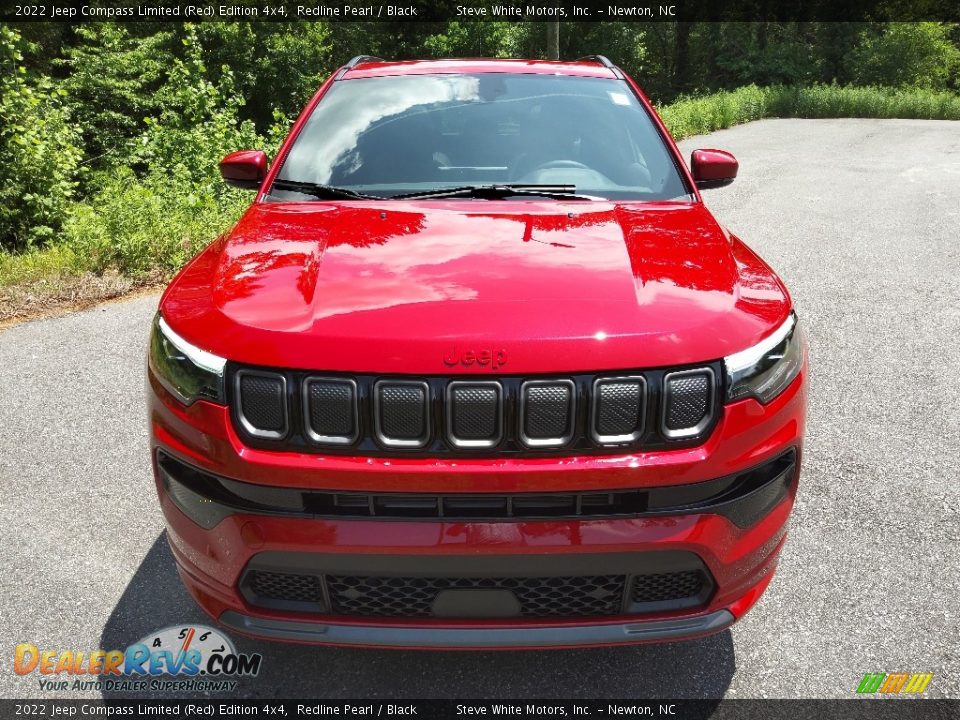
<box><xmin>3</xmin><ymin>0</ymin><xmax>960</xmax><ymax>23</ymax></box>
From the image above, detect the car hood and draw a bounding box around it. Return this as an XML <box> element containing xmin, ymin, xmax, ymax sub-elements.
<box><xmin>161</xmin><ymin>201</ymin><xmax>791</xmax><ymax>374</ymax></box>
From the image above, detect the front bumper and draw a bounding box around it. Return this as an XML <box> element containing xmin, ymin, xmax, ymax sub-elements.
<box><xmin>219</xmin><ymin>609</ymin><xmax>736</xmax><ymax>648</ymax></box>
<box><xmin>149</xmin><ymin>366</ymin><xmax>806</xmax><ymax>649</ymax></box>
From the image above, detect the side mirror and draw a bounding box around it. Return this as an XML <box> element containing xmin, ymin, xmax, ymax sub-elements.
<box><xmin>219</xmin><ymin>150</ymin><xmax>268</xmax><ymax>190</ymax></box>
<box><xmin>690</xmin><ymin>149</ymin><xmax>738</xmax><ymax>190</ymax></box>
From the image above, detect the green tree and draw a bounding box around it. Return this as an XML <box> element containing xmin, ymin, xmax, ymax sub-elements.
<box><xmin>847</xmin><ymin>23</ymin><xmax>960</xmax><ymax>89</ymax></box>
<box><xmin>0</xmin><ymin>27</ymin><xmax>82</xmax><ymax>250</ymax></box>
<box><xmin>190</xmin><ymin>22</ymin><xmax>334</xmax><ymax>127</ymax></box>
<box><xmin>57</xmin><ymin>24</ymin><xmax>171</xmax><ymax>169</ymax></box>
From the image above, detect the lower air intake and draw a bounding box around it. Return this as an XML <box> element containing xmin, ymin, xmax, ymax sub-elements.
<box><xmin>631</xmin><ymin>571</ymin><xmax>706</xmax><ymax>605</ymax></box>
<box><xmin>326</xmin><ymin>575</ymin><xmax>626</xmax><ymax>618</ymax></box>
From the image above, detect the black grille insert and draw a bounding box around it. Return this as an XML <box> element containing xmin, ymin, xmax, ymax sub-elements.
<box><xmin>631</xmin><ymin>571</ymin><xmax>706</xmax><ymax>605</ymax></box>
<box><xmin>447</xmin><ymin>381</ymin><xmax>502</xmax><ymax>448</ymax></box>
<box><xmin>246</xmin><ymin>570</ymin><xmax>325</xmax><ymax>612</ymax></box>
<box><xmin>593</xmin><ymin>377</ymin><xmax>646</xmax><ymax>444</ymax></box>
<box><xmin>375</xmin><ymin>380</ymin><xmax>430</xmax><ymax>448</ymax></box>
<box><xmin>237</xmin><ymin>552</ymin><xmax>716</xmax><ymax>620</ymax></box>
<box><xmin>327</xmin><ymin>574</ymin><xmax>627</xmax><ymax>618</ymax></box>
<box><xmin>303</xmin><ymin>378</ymin><xmax>357</xmax><ymax>445</ymax></box>
<box><xmin>235</xmin><ymin>371</ymin><xmax>287</xmax><ymax>438</ymax></box>
<box><xmin>240</xmin><ymin>563</ymin><xmax>715</xmax><ymax>619</ymax></box>
<box><xmin>520</xmin><ymin>380</ymin><xmax>575</xmax><ymax>447</ymax></box>
<box><xmin>662</xmin><ymin>369</ymin><xmax>715</xmax><ymax>439</ymax></box>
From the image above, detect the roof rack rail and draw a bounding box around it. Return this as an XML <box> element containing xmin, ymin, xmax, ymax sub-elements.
<box><xmin>336</xmin><ymin>55</ymin><xmax>385</xmax><ymax>79</ymax></box>
<box><xmin>576</xmin><ymin>55</ymin><xmax>624</xmax><ymax>79</ymax></box>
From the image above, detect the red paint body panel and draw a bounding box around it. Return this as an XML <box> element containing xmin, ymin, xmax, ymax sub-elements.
<box><xmin>160</xmin><ymin>202</ymin><xmax>789</xmax><ymax>374</ymax></box>
<box><xmin>150</xmin><ymin>58</ymin><xmax>807</xmax><ymax>648</ymax></box>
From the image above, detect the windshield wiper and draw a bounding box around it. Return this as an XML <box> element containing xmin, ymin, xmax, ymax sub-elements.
<box><xmin>271</xmin><ymin>179</ymin><xmax>380</xmax><ymax>200</ymax></box>
<box><xmin>389</xmin><ymin>184</ymin><xmax>596</xmax><ymax>201</ymax></box>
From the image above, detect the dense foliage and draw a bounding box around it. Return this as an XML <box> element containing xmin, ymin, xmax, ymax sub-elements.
<box><xmin>1</xmin><ymin>20</ymin><xmax>958</xmax><ymax>290</ymax></box>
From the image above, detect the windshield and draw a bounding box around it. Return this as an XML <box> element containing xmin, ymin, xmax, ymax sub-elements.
<box><xmin>270</xmin><ymin>73</ymin><xmax>692</xmax><ymax>201</ymax></box>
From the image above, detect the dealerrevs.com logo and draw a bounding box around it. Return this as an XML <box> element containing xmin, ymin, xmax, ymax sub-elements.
<box><xmin>14</xmin><ymin>625</ymin><xmax>262</xmax><ymax>693</ymax></box>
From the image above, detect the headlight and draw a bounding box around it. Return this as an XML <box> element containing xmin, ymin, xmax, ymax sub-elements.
<box><xmin>149</xmin><ymin>313</ymin><xmax>226</xmax><ymax>405</ymax></box>
<box><xmin>725</xmin><ymin>313</ymin><xmax>804</xmax><ymax>404</ymax></box>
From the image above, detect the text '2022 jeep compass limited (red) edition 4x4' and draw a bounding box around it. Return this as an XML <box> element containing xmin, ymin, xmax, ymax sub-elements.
<box><xmin>148</xmin><ymin>56</ymin><xmax>807</xmax><ymax>649</ymax></box>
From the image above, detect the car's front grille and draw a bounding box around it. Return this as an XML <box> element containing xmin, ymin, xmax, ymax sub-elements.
<box><xmin>326</xmin><ymin>574</ymin><xmax>627</xmax><ymax>618</ymax></box>
<box><xmin>229</xmin><ymin>363</ymin><xmax>722</xmax><ymax>457</ymax></box>
<box><xmin>240</xmin><ymin>563</ymin><xmax>714</xmax><ymax>619</ymax></box>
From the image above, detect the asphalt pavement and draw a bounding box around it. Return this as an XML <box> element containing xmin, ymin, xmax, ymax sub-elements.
<box><xmin>0</xmin><ymin>119</ymin><xmax>958</xmax><ymax>699</ymax></box>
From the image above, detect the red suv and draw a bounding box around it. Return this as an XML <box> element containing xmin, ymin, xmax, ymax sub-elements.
<box><xmin>148</xmin><ymin>56</ymin><xmax>806</xmax><ymax>649</ymax></box>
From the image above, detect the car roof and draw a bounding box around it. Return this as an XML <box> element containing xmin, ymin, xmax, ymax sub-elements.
<box><xmin>341</xmin><ymin>58</ymin><xmax>620</xmax><ymax>80</ymax></box>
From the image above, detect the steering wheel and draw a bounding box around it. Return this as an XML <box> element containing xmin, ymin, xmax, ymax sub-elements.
<box><xmin>528</xmin><ymin>159</ymin><xmax>592</xmax><ymax>172</ymax></box>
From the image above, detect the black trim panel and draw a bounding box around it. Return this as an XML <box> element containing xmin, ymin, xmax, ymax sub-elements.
<box><xmin>157</xmin><ymin>448</ymin><xmax>797</xmax><ymax>529</ymax></box>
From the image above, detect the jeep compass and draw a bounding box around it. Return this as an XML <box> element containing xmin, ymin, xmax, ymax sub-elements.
<box><xmin>148</xmin><ymin>56</ymin><xmax>807</xmax><ymax>648</ymax></box>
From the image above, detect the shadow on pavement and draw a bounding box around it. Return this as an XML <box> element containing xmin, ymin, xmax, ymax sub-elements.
<box><xmin>101</xmin><ymin>534</ymin><xmax>734</xmax><ymax>702</ymax></box>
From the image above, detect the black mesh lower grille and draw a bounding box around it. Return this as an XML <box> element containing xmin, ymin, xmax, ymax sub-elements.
<box><xmin>326</xmin><ymin>575</ymin><xmax>626</xmax><ymax>618</ymax></box>
<box><xmin>251</xmin><ymin>571</ymin><xmax>324</xmax><ymax>604</ymax></box>
<box><xmin>631</xmin><ymin>571</ymin><xmax>705</xmax><ymax>604</ymax></box>
<box><xmin>242</xmin><ymin>567</ymin><xmax>713</xmax><ymax>619</ymax></box>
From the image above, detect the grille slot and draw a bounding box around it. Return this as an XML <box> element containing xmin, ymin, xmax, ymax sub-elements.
<box><xmin>374</xmin><ymin>380</ymin><xmax>430</xmax><ymax>448</ymax></box>
<box><xmin>630</xmin><ymin>570</ymin><xmax>707</xmax><ymax>608</ymax></box>
<box><xmin>326</xmin><ymin>574</ymin><xmax>626</xmax><ymax>618</ymax></box>
<box><xmin>235</xmin><ymin>371</ymin><xmax>287</xmax><ymax>439</ymax></box>
<box><xmin>308</xmin><ymin>490</ymin><xmax>647</xmax><ymax>519</ymax></box>
<box><xmin>520</xmin><ymin>380</ymin><xmax>575</xmax><ymax>448</ymax></box>
<box><xmin>446</xmin><ymin>381</ymin><xmax>502</xmax><ymax>448</ymax></box>
<box><xmin>303</xmin><ymin>378</ymin><xmax>357</xmax><ymax>445</ymax></box>
<box><xmin>592</xmin><ymin>377</ymin><xmax>646</xmax><ymax>444</ymax></box>
<box><xmin>662</xmin><ymin>368</ymin><xmax>715</xmax><ymax>439</ymax></box>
